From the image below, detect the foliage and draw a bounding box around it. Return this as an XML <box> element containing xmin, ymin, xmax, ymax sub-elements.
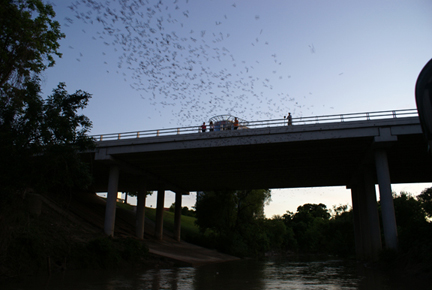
<box><xmin>0</xmin><ymin>1</ymin><xmax>94</xmax><ymax>199</ymax></box>
<box><xmin>194</xmin><ymin>189</ymin><xmax>271</xmax><ymax>256</ymax></box>
<box><xmin>390</xmin><ymin>192</ymin><xmax>432</xmax><ymax>266</ymax></box>
<box><xmin>0</xmin><ymin>80</ymin><xmax>94</xmax><ymax>196</ymax></box>
<box><xmin>123</xmin><ymin>191</ymin><xmax>154</xmax><ymax>198</ymax></box>
<box><xmin>417</xmin><ymin>187</ymin><xmax>432</xmax><ymax>218</ymax></box>
<box><xmin>144</xmin><ymin>207</ymin><xmax>200</xmax><ymax>241</ymax></box>
<box><xmin>281</xmin><ymin>203</ymin><xmax>332</xmax><ymax>253</ymax></box>
<box><xmin>393</xmin><ymin>192</ymin><xmax>427</xmax><ymax>229</ymax></box>
<box><xmin>193</xmin><ymin>187</ymin><xmax>432</xmax><ymax>262</ymax></box>
<box><xmin>325</xmin><ymin>210</ymin><xmax>354</xmax><ymax>256</ymax></box>
<box><xmin>261</xmin><ymin>217</ymin><xmax>295</xmax><ymax>251</ymax></box>
<box><xmin>279</xmin><ymin>203</ymin><xmax>355</xmax><ymax>256</ymax></box>
<box><xmin>195</xmin><ymin>189</ymin><xmax>270</xmax><ymax>234</ymax></box>
<box><xmin>195</xmin><ymin>190</ymin><xmax>236</xmax><ymax>235</ymax></box>
<box><xmin>121</xmin><ymin>191</ymin><xmax>153</xmax><ymax>204</ymax></box>
<box><xmin>0</xmin><ymin>0</ymin><xmax>64</xmax><ymax>89</ymax></box>
<box><xmin>169</xmin><ymin>203</ymin><xmax>196</xmax><ymax>217</ymax></box>
<box><xmin>294</xmin><ymin>203</ymin><xmax>331</xmax><ymax>221</ymax></box>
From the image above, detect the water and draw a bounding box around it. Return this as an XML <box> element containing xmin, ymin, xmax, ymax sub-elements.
<box><xmin>2</xmin><ymin>258</ymin><xmax>428</xmax><ymax>290</ymax></box>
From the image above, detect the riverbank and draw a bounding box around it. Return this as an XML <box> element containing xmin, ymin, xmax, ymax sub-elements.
<box><xmin>0</xmin><ymin>191</ymin><xmax>237</xmax><ymax>281</ymax></box>
<box><xmin>2</xmin><ymin>191</ymin><xmax>431</xmax><ymax>285</ymax></box>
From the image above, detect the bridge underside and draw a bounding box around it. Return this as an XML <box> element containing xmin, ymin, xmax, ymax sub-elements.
<box><xmin>88</xmin><ymin>132</ymin><xmax>432</xmax><ymax>192</ymax></box>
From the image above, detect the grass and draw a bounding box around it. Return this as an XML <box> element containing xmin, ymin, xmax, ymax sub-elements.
<box><xmin>110</xmin><ymin>198</ymin><xmax>202</xmax><ymax>243</ymax></box>
<box><xmin>116</xmin><ymin>201</ymin><xmax>135</xmax><ymax>211</ymax></box>
<box><xmin>105</xmin><ymin>199</ymin><xmax>201</xmax><ymax>241</ymax></box>
<box><xmin>144</xmin><ymin>207</ymin><xmax>200</xmax><ymax>240</ymax></box>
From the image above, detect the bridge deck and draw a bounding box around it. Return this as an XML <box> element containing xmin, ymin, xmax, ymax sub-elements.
<box><xmin>86</xmin><ymin>115</ymin><xmax>432</xmax><ymax>192</ymax></box>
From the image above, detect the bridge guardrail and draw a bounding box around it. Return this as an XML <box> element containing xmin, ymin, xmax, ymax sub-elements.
<box><xmin>91</xmin><ymin>109</ymin><xmax>418</xmax><ymax>141</ymax></box>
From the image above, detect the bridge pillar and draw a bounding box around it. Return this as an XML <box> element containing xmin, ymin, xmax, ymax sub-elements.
<box><xmin>155</xmin><ymin>186</ymin><xmax>165</xmax><ymax>240</ymax></box>
<box><xmin>174</xmin><ymin>191</ymin><xmax>183</xmax><ymax>242</ymax></box>
<box><xmin>136</xmin><ymin>180</ymin><xmax>147</xmax><ymax>239</ymax></box>
<box><xmin>351</xmin><ymin>186</ymin><xmax>364</xmax><ymax>258</ymax></box>
<box><xmin>375</xmin><ymin>149</ymin><xmax>398</xmax><ymax>249</ymax></box>
<box><xmin>104</xmin><ymin>165</ymin><xmax>120</xmax><ymax>236</ymax></box>
<box><xmin>350</xmin><ymin>169</ymin><xmax>382</xmax><ymax>260</ymax></box>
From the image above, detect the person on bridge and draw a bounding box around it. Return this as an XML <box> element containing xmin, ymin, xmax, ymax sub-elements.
<box><xmin>234</xmin><ymin>117</ymin><xmax>239</xmax><ymax>130</ymax></box>
<box><xmin>201</xmin><ymin>122</ymin><xmax>206</xmax><ymax>132</ymax></box>
<box><xmin>287</xmin><ymin>113</ymin><xmax>293</xmax><ymax>126</ymax></box>
<box><xmin>209</xmin><ymin>121</ymin><xmax>214</xmax><ymax>132</ymax></box>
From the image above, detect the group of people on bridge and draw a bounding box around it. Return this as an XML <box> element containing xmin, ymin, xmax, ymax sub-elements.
<box><xmin>201</xmin><ymin>117</ymin><xmax>240</xmax><ymax>132</ymax></box>
<box><xmin>200</xmin><ymin>113</ymin><xmax>292</xmax><ymax>133</ymax></box>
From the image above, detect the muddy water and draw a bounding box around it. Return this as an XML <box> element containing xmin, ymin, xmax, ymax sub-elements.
<box><xmin>2</xmin><ymin>258</ymin><xmax>429</xmax><ymax>289</ymax></box>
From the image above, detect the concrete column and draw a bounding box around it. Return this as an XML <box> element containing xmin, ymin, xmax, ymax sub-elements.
<box><xmin>375</xmin><ymin>149</ymin><xmax>398</xmax><ymax>249</ymax></box>
<box><xmin>135</xmin><ymin>181</ymin><xmax>147</xmax><ymax>239</ymax></box>
<box><xmin>155</xmin><ymin>186</ymin><xmax>165</xmax><ymax>240</ymax></box>
<box><xmin>104</xmin><ymin>165</ymin><xmax>119</xmax><ymax>236</ymax></box>
<box><xmin>363</xmin><ymin>170</ymin><xmax>382</xmax><ymax>258</ymax></box>
<box><xmin>350</xmin><ymin>185</ymin><xmax>365</xmax><ymax>259</ymax></box>
<box><xmin>349</xmin><ymin>169</ymin><xmax>382</xmax><ymax>260</ymax></box>
<box><xmin>174</xmin><ymin>191</ymin><xmax>183</xmax><ymax>242</ymax></box>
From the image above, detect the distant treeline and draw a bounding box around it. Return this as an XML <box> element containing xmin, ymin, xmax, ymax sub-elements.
<box><xmin>190</xmin><ymin>188</ymin><xmax>432</xmax><ymax>268</ymax></box>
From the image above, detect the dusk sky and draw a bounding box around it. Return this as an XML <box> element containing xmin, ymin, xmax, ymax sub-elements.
<box><xmin>43</xmin><ymin>0</ymin><xmax>432</xmax><ymax>217</ymax></box>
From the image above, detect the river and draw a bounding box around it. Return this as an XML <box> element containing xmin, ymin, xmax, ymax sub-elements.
<box><xmin>2</xmin><ymin>258</ymin><xmax>429</xmax><ymax>289</ymax></box>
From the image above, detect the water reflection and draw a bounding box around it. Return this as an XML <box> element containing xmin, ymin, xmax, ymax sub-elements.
<box><xmin>194</xmin><ymin>259</ymin><xmax>265</xmax><ymax>290</ymax></box>
<box><xmin>263</xmin><ymin>259</ymin><xmax>360</xmax><ymax>289</ymax></box>
<box><xmin>2</xmin><ymin>258</ymin><xmax>429</xmax><ymax>290</ymax></box>
<box><xmin>139</xmin><ymin>267</ymin><xmax>196</xmax><ymax>289</ymax></box>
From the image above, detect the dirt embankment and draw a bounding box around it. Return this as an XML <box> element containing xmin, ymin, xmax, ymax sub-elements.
<box><xmin>0</xmin><ymin>191</ymin><xmax>237</xmax><ymax>281</ymax></box>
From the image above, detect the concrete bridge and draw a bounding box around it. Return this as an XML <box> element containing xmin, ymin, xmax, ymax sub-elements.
<box><xmin>85</xmin><ymin>109</ymin><xmax>432</xmax><ymax>260</ymax></box>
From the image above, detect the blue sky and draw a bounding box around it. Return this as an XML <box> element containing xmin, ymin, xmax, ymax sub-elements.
<box><xmin>43</xmin><ymin>0</ymin><xmax>432</xmax><ymax>217</ymax></box>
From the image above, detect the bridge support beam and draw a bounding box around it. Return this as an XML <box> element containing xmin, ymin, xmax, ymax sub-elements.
<box><xmin>104</xmin><ymin>165</ymin><xmax>119</xmax><ymax>236</ymax></box>
<box><xmin>136</xmin><ymin>181</ymin><xmax>147</xmax><ymax>239</ymax></box>
<box><xmin>155</xmin><ymin>186</ymin><xmax>165</xmax><ymax>240</ymax></box>
<box><xmin>350</xmin><ymin>169</ymin><xmax>382</xmax><ymax>260</ymax></box>
<box><xmin>375</xmin><ymin>149</ymin><xmax>398</xmax><ymax>249</ymax></box>
<box><xmin>174</xmin><ymin>191</ymin><xmax>183</xmax><ymax>242</ymax></box>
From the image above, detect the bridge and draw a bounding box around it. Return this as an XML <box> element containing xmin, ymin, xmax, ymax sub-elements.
<box><xmin>86</xmin><ymin>109</ymin><xmax>432</xmax><ymax>260</ymax></box>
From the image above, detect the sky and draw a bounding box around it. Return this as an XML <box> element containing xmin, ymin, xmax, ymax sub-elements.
<box><xmin>42</xmin><ymin>0</ymin><xmax>432</xmax><ymax>217</ymax></box>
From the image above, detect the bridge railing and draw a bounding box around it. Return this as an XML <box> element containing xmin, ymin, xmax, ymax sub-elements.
<box><xmin>91</xmin><ymin>109</ymin><xmax>418</xmax><ymax>141</ymax></box>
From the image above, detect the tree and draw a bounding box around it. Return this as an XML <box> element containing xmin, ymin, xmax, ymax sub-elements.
<box><xmin>195</xmin><ymin>189</ymin><xmax>271</xmax><ymax>234</ymax></box>
<box><xmin>0</xmin><ymin>1</ymin><xmax>93</xmax><ymax>198</ymax></box>
<box><xmin>390</xmin><ymin>191</ymin><xmax>432</xmax><ymax>265</ymax></box>
<box><xmin>294</xmin><ymin>203</ymin><xmax>331</xmax><ymax>221</ymax></box>
<box><xmin>168</xmin><ymin>203</ymin><xmax>195</xmax><ymax>217</ymax></box>
<box><xmin>121</xmin><ymin>191</ymin><xmax>154</xmax><ymax>204</ymax></box>
<box><xmin>0</xmin><ymin>0</ymin><xmax>64</xmax><ymax>89</ymax></box>
<box><xmin>417</xmin><ymin>187</ymin><xmax>432</xmax><ymax>218</ymax></box>
<box><xmin>287</xmin><ymin>203</ymin><xmax>331</xmax><ymax>253</ymax></box>
<box><xmin>0</xmin><ymin>80</ymin><xmax>94</xmax><ymax>194</ymax></box>
<box><xmin>326</xmin><ymin>206</ymin><xmax>354</xmax><ymax>256</ymax></box>
<box><xmin>194</xmin><ymin>189</ymin><xmax>271</xmax><ymax>256</ymax></box>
